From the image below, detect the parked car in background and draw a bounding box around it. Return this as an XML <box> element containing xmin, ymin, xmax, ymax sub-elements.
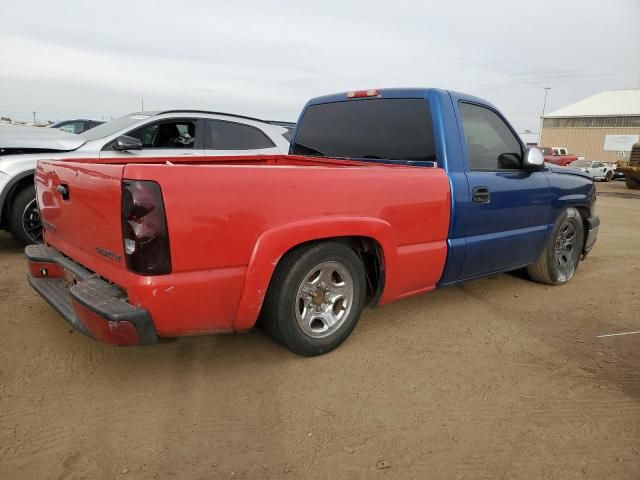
<box><xmin>26</xmin><ymin>88</ymin><xmax>598</xmax><ymax>356</ymax></box>
<box><xmin>570</xmin><ymin>160</ymin><xmax>615</xmax><ymax>181</ymax></box>
<box><xmin>540</xmin><ymin>146</ymin><xmax>580</xmax><ymax>166</ymax></box>
<box><xmin>0</xmin><ymin>110</ymin><xmax>291</xmax><ymax>245</ymax></box>
<box><xmin>49</xmin><ymin>119</ymin><xmax>104</xmax><ymax>134</ymax></box>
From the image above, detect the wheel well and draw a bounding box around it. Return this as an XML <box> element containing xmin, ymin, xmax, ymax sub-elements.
<box><xmin>1</xmin><ymin>174</ymin><xmax>34</xmax><ymax>229</ymax></box>
<box><xmin>574</xmin><ymin>206</ymin><xmax>591</xmax><ymax>248</ymax></box>
<box><xmin>280</xmin><ymin>236</ymin><xmax>385</xmax><ymax>306</ymax></box>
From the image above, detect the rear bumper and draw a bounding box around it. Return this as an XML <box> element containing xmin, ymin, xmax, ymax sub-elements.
<box><xmin>26</xmin><ymin>244</ymin><xmax>158</xmax><ymax>346</ymax></box>
<box><xmin>583</xmin><ymin>214</ymin><xmax>599</xmax><ymax>257</ymax></box>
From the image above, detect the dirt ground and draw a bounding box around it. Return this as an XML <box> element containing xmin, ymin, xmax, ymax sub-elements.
<box><xmin>1</xmin><ymin>180</ymin><xmax>639</xmax><ymax>480</ymax></box>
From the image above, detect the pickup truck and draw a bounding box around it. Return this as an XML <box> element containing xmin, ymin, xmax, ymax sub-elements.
<box><xmin>540</xmin><ymin>146</ymin><xmax>580</xmax><ymax>166</ymax></box>
<box><xmin>26</xmin><ymin>88</ymin><xmax>599</xmax><ymax>356</ymax></box>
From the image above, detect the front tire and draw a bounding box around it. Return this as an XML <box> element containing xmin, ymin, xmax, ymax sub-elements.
<box><xmin>527</xmin><ymin>208</ymin><xmax>584</xmax><ymax>285</ymax></box>
<box><xmin>261</xmin><ymin>242</ymin><xmax>367</xmax><ymax>356</ymax></box>
<box><xmin>9</xmin><ymin>186</ymin><xmax>42</xmax><ymax>246</ymax></box>
<box><xmin>605</xmin><ymin>170</ymin><xmax>613</xmax><ymax>182</ymax></box>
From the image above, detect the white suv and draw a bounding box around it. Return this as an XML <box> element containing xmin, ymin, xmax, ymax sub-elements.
<box><xmin>0</xmin><ymin>110</ymin><xmax>292</xmax><ymax>245</ymax></box>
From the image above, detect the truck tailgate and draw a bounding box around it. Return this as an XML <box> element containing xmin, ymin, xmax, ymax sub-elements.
<box><xmin>36</xmin><ymin>160</ymin><xmax>125</xmax><ymax>276</ymax></box>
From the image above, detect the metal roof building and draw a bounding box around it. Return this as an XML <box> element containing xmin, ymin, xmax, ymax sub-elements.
<box><xmin>540</xmin><ymin>88</ymin><xmax>640</xmax><ymax>163</ymax></box>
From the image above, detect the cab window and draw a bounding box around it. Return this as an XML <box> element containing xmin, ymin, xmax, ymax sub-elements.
<box><xmin>459</xmin><ymin>103</ymin><xmax>523</xmax><ymax>170</ymax></box>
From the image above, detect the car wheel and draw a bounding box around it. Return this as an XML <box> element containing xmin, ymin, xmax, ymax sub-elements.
<box><xmin>625</xmin><ymin>177</ymin><xmax>640</xmax><ymax>190</ymax></box>
<box><xmin>527</xmin><ymin>208</ymin><xmax>585</xmax><ymax>286</ymax></box>
<box><xmin>261</xmin><ymin>241</ymin><xmax>367</xmax><ymax>356</ymax></box>
<box><xmin>604</xmin><ymin>170</ymin><xmax>613</xmax><ymax>182</ymax></box>
<box><xmin>9</xmin><ymin>185</ymin><xmax>43</xmax><ymax>246</ymax></box>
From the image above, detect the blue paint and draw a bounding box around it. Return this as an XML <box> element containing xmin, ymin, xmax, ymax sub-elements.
<box><xmin>291</xmin><ymin>88</ymin><xmax>596</xmax><ymax>287</ymax></box>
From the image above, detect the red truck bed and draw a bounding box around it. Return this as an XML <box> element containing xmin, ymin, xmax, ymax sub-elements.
<box><xmin>32</xmin><ymin>154</ymin><xmax>451</xmax><ymax>341</ymax></box>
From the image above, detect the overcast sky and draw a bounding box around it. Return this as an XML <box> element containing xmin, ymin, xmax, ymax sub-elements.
<box><xmin>1</xmin><ymin>0</ymin><xmax>639</xmax><ymax>131</ymax></box>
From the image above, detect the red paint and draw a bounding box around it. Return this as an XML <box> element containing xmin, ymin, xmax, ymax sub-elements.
<box><xmin>73</xmin><ymin>302</ymin><xmax>141</xmax><ymax>346</ymax></box>
<box><xmin>29</xmin><ymin>261</ymin><xmax>63</xmax><ymax>279</ymax></box>
<box><xmin>35</xmin><ymin>154</ymin><xmax>451</xmax><ymax>341</ymax></box>
<box><xmin>544</xmin><ymin>155</ymin><xmax>578</xmax><ymax>166</ymax></box>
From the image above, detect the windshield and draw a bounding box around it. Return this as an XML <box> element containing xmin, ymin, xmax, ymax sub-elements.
<box><xmin>79</xmin><ymin>114</ymin><xmax>152</xmax><ymax>141</ymax></box>
<box><xmin>571</xmin><ymin>160</ymin><xmax>590</xmax><ymax>168</ymax></box>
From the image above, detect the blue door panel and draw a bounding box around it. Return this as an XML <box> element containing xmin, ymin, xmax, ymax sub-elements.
<box><xmin>461</xmin><ymin>224</ymin><xmax>550</xmax><ymax>278</ymax></box>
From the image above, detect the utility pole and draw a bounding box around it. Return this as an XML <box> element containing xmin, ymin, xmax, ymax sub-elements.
<box><xmin>32</xmin><ymin>111</ymin><xmax>36</xmax><ymax>124</ymax></box>
<box><xmin>539</xmin><ymin>87</ymin><xmax>551</xmax><ymax>144</ymax></box>
<box><xmin>141</xmin><ymin>98</ymin><xmax>144</xmax><ymax>112</ymax></box>
<box><xmin>541</xmin><ymin>87</ymin><xmax>551</xmax><ymax>116</ymax></box>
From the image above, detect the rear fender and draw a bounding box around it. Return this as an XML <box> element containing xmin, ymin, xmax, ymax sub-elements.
<box><xmin>233</xmin><ymin>217</ymin><xmax>397</xmax><ymax>330</ymax></box>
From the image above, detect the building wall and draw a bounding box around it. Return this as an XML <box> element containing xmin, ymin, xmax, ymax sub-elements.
<box><xmin>540</xmin><ymin>125</ymin><xmax>640</xmax><ymax>163</ymax></box>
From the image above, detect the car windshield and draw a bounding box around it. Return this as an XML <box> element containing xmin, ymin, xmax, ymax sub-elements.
<box><xmin>79</xmin><ymin>114</ymin><xmax>152</xmax><ymax>141</ymax></box>
<box><xmin>571</xmin><ymin>160</ymin><xmax>590</xmax><ymax>168</ymax></box>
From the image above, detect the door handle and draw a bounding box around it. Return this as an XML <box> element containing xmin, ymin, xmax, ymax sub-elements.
<box><xmin>472</xmin><ymin>186</ymin><xmax>490</xmax><ymax>203</ymax></box>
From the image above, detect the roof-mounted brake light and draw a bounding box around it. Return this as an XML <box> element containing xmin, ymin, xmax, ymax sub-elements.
<box><xmin>347</xmin><ymin>89</ymin><xmax>380</xmax><ymax>99</ymax></box>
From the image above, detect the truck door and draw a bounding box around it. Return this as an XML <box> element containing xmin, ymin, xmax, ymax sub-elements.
<box><xmin>457</xmin><ymin>102</ymin><xmax>553</xmax><ymax>279</ymax></box>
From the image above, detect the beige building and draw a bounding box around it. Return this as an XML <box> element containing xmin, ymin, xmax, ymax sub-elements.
<box><xmin>540</xmin><ymin>88</ymin><xmax>640</xmax><ymax>163</ymax></box>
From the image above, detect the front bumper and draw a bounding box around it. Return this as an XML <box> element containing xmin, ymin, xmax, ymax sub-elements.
<box><xmin>25</xmin><ymin>245</ymin><xmax>158</xmax><ymax>346</ymax></box>
<box><xmin>583</xmin><ymin>214</ymin><xmax>599</xmax><ymax>258</ymax></box>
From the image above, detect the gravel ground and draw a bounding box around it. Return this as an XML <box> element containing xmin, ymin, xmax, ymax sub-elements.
<box><xmin>0</xmin><ymin>180</ymin><xmax>639</xmax><ymax>479</ymax></box>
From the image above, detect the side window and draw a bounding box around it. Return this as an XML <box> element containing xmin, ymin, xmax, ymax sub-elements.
<box><xmin>460</xmin><ymin>103</ymin><xmax>523</xmax><ymax>170</ymax></box>
<box><xmin>127</xmin><ymin>121</ymin><xmax>197</xmax><ymax>149</ymax></box>
<box><xmin>59</xmin><ymin>122</ymin><xmax>83</xmax><ymax>134</ymax></box>
<box><xmin>208</xmin><ymin>120</ymin><xmax>275</xmax><ymax>150</ymax></box>
<box><xmin>593</xmin><ymin>162</ymin><xmax>604</xmax><ymax>168</ymax></box>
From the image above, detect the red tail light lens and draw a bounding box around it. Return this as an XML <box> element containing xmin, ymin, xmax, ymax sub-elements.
<box><xmin>347</xmin><ymin>89</ymin><xmax>380</xmax><ymax>98</ymax></box>
<box><xmin>121</xmin><ymin>180</ymin><xmax>171</xmax><ymax>275</ymax></box>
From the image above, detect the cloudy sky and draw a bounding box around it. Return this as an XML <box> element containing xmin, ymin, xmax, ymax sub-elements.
<box><xmin>1</xmin><ymin>0</ymin><xmax>639</xmax><ymax>132</ymax></box>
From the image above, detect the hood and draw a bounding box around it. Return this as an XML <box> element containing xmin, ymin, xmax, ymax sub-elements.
<box><xmin>0</xmin><ymin>124</ymin><xmax>86</xmax><ymax>153</ymax></box>
<box><xmin>545</xmin><ymin>162</ymin><xmax>592</xmax><ymax>180</ymax></box>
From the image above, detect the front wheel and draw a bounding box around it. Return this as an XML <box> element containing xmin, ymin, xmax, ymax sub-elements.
<box><xmin>9</xmin><ymin>186</ymin><xmax>43</xmax><ymax>246</ymax></box>
<box><xmin>605</xmin><ymin>170</ymin><xmax>613</xmax><ymax>182</ymax></box>
<box><xmin>261</xmin><ymin>242</ymin><xmax>367</xmax><ymax>356</ymax></box>
<box><xmin>527</xmin><ymin>208</ymin><xmax>585</xmax><ymax>285</ymax></box>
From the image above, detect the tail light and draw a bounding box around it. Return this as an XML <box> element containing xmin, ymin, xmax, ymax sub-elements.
<box><xmin>121</xmin><ymin>180</ymin><xmax>171</xmax><ymax>275</ymax></box>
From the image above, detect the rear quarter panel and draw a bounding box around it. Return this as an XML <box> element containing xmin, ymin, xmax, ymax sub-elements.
<box><xmin>123</xmin><ymin>163</ymin><xmax>451</xmax><ymax>334</ymax></box>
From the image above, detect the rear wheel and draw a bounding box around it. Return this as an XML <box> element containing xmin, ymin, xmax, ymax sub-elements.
<box><xmin>527</xmin><ymin>208</ymin><xmax>584</xmax><ymax>285</ymax></box>
<box><xmin>625</xmin><ymin>177</ymin><xmax>640</xmax><ymax>190</ymax></box>
<box><xmin>9</xmin><ymin>186</ymin><xmax>42</xmax><ymax>246</ymax></box>
<box><xmin>604</xmin><ymin>170</ymin><xmax>613</xmax><ymax>182</ymax></box>
<box><xmin>261</xmin><ymin>242</ymin><xmax>367</xmax><ymax>356</ymax></box>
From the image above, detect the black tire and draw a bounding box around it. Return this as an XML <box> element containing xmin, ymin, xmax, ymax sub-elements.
<box><xmin>604</xmin><ymin>170</ymin><xmax>613</xmax><ymax>182</ymax></box>
<box><xmin>527</xmin><ymin>208</ymin><xmax>584</xmax><ymax>286</ymax></box>
<box><xmin>261</xmin><ymin>241</ymin><xmax>367</xmax><ymax>356</ymax></box>
<box><xmin>9</xmin><ymin>185</ymin><xmax>42</xmax><ymax>246</ymax></box>
<box><xmin>625</xmin><ymin>177</ymin><xmax>640</xmax><ymax>190</ymax></box>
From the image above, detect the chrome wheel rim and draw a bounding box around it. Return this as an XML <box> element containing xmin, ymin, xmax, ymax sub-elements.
<box><xmin>22</xmin><ymin>198</ymin><xmax>43</xmax><ymax>243</ymax></box>
<box><xmin>554</xmin><ymin>220</ymin><xmax>577</xmax><ymax>268</ymax></box>
<box><xmin>295</xmin><ymin>261</ymin><xmax>354</xmax><ymax>339</ymax></box>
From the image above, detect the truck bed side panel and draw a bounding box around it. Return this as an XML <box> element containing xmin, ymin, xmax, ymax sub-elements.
<box><xmin>122</xmin><ymin>163</ymin><xmax>450</xmax><ymax>334</ymax></box>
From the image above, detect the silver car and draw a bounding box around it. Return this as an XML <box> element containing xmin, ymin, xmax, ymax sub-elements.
<box><xmin>0</xmin><ymin>110</ymin><xmax>291</xmax><ymax>245</ymax></box>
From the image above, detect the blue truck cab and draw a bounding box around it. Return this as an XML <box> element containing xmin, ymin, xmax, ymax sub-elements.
<box><xmin>290</xmin><ymin>88</ymin><xmax>599</xmax><ymax>287</ymax></box>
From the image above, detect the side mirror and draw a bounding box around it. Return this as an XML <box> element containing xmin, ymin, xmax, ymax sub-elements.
<box><xmin>113</xmin><ymin>135</ymin><xmax>143</xmax><ymax>151</ymax></box>
<box><xmin>523</xmin><ymin>147</ymin><xmax>545</xmax><ymax>170</ymax></box>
